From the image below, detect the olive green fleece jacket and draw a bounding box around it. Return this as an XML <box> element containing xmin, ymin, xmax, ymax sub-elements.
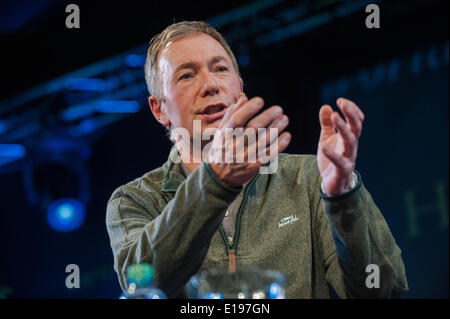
<box><xmin>106</xmin><ymin>147</ymin><xmax>408</xmax><ymax>298</ymax></box>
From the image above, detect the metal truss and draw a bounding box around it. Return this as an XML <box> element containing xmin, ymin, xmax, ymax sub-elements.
<box><xmin>0</xmin><ymin>0</ymin><xmax>378</xmax><ymax>172</ymax></box>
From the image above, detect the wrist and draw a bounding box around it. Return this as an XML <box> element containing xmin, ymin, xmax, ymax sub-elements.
<box><xmin>321</xmin><ymin>171</ymin><xmax>358</xmax><ymax>197</ymax></box>
<box><xmin>207</xmin><ymin>162</ymin><xmax>243</xmax><ymax>189</ymax></box>
<box><xmin>343</xmin><ymin>171</ymin><xmax>357</xmax><ymax>191</ymax></box>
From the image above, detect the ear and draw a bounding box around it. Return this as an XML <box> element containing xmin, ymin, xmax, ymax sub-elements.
<box><xmin>148</xmin><ymin>96</ymin><xmax>171</xmax><ymax>127</ymax></box>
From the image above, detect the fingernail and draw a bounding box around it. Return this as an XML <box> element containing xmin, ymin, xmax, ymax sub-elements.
<box><xmin>253</xmin><ymin>97</ymin><xmax>264</xmax><ymax>107</ymax></box>
<box><xmin>284</xmin><ymin>133</ymin><xmax>291</xmax><ymax>143</ymax></box>
<box><xmin>275</xmin><ymin>106</ymin><xmax>283</xmax><ymax>115</ymax></box>
<box><xmin>234</xmin><ymin>93</ymin><xmax>245</xmax><ymax>104</ymax></box>
<box><xmin>278</xmin><ymin>115</ymin><xmax>287</xmax><ymax>124</ymax></box>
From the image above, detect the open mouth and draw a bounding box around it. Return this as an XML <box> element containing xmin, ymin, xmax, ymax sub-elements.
<box><xmin>201</xmin><ymin>103</ymin><xmax>226</xmax><ymax>115</ymax></box>
<box><xmin>197</xmin><ymin>103</ymin><xmax>228</xmax><ymax>123</ymax></box>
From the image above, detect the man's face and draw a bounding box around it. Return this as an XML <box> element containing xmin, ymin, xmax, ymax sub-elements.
<box><xmin>156</xmin><ymin>33</ymin><xmax>243</xmax><ymax>137</ymax></box>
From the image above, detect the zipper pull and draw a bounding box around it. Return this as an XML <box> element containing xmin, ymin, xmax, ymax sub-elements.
<box><xmin>228</xmin><ymin>249</ymin><xmax>236</xmax><ymax>274</ymax></box>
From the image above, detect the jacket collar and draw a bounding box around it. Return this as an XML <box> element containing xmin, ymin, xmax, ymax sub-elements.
<box><xmin>161</xmin><ymin>145</ymin><xmax>267</xmax><ymax>194</ymax></box>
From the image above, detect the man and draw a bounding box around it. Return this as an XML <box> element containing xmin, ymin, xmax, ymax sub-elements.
<box><xmin>106</xmin><ymin>21</ymin><xmax>408</xmax><ymax>298</ymax></box>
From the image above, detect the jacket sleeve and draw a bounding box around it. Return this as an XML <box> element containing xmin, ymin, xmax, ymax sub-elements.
<box><xmin>106</xmin><ymin>162</ymin><xmax>241</xmax><ymax>298</ymax></box>
<box><xmin>315</xmin><ymin>171</ymin><xmax>409</xmax><ymax>298</ymax></box>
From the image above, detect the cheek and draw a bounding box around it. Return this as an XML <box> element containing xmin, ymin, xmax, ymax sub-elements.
<box><xmin>168</xmin><ymin>91</ymin><xmax>194</xmax><ymax>126</ymax></box>
<box><xmin>227</xmin><ymin>76</ymin><xmax>243</xmax><ymax>94</ymax></box>
<box><xmin>173</xmin><ymin>91</ymin><xmax>193</xmax><ymax>114</ymax></box>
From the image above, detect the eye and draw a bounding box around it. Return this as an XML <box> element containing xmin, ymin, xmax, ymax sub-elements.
<box><xmin>215</xmin><ymin>66</ymin><xmax>228</xmax><ymax>72</ymax></box>
<box><xmin>178</xmin><ymin>73</ymin><xmax>193</xmax><ymax>80</ymax></box>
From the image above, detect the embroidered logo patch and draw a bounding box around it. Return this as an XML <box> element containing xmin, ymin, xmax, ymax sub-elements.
<box><xmin>278</xmin><ymin>214</ymin><xmax>299</xmax><ymax>228</ymax></box>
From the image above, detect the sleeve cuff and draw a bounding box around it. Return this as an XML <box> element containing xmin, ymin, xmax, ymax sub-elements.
<box><xmin>320</xmin><ymin>171</ymin><xmax>362</xmax><ymax>200</ymax></box>
<box><xmin>203</xmin><ymin>162</ymin><xmax>242</xmax><ymax>194</ymax></box>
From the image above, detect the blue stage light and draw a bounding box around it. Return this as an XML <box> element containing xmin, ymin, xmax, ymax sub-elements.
<box><xmin>64</xmin><ymin>77</ymin><xmax>119</xmax><ymax>91</ymax></box>
<box><xmin>96</xmin><ymin>100</ymin><xmax>140</xmax><ymax>113</ymax></box>
<box><xmin>125</xmin><ymin>54</ymin><xmax>146</xmax><ymax>67</ymax></box>
<box><xmin>0</xmin><ymin>144</ymin><xmax>26</xmax><ymax>167</ymax></box>
<box><xmin>47</xmin><ymin>198</ymin><xmax>85</xmax><ymax>232</ymax></box>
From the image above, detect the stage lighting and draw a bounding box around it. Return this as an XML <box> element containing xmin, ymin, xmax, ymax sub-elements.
<box><xmin>0</xmin><ymin>143</ymin><xmax>26</xmax><ymax>167</ymax></box>
<box><xmin>125</xmin><ymin>54</ymin><xmax>146</xmax><ymax>67</ymax></box>
<box><xmin>46</xmin><ymin>198</ymin><xmax>86</xmax><ymax>232</ymax></box>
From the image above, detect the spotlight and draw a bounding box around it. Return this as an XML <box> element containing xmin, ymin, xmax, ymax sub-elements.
<box><xmin>21</xmin><ymin>137</ymin><xmax>91</xmax><ymax>232</ymax></box>
<box><xmin>47</xmin><ymin>198</ymin><xmax>85</xmax><ymax>232</ymax></box>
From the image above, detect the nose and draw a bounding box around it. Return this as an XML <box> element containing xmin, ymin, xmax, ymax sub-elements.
<box><xmin>199</xmin><ymin>70</ymin><xmax>219</xmax><ymax>97</ymax></box>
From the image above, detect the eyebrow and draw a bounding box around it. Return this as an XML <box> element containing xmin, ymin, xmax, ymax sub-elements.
<box><xmin>173</xmin><ymin>56</ymin><xmax>229</xmax><ymax>75</ymax></box>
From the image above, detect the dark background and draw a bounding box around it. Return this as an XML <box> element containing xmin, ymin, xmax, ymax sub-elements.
<box><xmin>0</xmin><ymin>0</ymin><xmax>448</xmax><ymax>298</ymax></box>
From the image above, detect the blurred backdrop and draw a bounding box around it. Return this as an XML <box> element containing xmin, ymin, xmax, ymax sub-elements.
<box><xmin>0</xmin><ymin>0</ymin><xmax>448</xmax><ymax>298</ymax></box>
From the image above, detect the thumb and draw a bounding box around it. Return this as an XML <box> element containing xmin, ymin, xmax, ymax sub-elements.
<box><xmin>319</xmin><ymin>104</ymin><xmax>335</xmax><ymax>140</ymax></box>
<box><xmin>223</xmin><ymin>92</ymin><xmax>248</xmax><ymax>122</ymax></box>
<box><xmin>234</xmin><ymin>92</ymin><xmax>247</xmax><ymax>106</ymax></box>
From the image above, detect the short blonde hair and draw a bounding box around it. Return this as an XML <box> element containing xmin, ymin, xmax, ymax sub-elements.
<box><xmin>144</xmin><ymin>21</ymin><xmax>242</xmax><ymax>98</ymax></box>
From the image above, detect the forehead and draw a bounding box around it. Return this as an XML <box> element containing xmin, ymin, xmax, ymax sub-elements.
<box><xmin>157</xmin><ymin>33</ymin><xmax>231</xmax><ymax>73</ymax></box>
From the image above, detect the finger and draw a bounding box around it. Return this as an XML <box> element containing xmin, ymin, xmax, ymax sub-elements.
<box><xmin>239</xmin><ymin>114</ymin><xmax>287</xmax><ymax>162</ymax></box>
<box><xmin>260</xmin><ymin>114</ymin><xmax>289</xmax><ymax>146</ymax></box>
<box><xmin>337</xmin><ymin>98</ymin><xmax>364</xmax><ymax>121</ymax></box>
<box><xmin>322</xmin><ymin>145</ymin><xmax>354</xmax><ymax>176</ymax></box>
<box><xmin>246</xmin><ymin>105</ymin><xmax>283</xmax><ymax>130</ymax></box>
<box><xmin>256</xmin><ymin>132</ymin><xmax>291</xmax><ymax>164</ymax></box>
<box><xmin>225</xmin><ymin>96</ymin><xmax>265</xmax><ymax>128</ymax></box>
<box><xmin>221</xmin><ymin>93</ymin><xmax>248</xmax><ymax>124</ymax></box>
<box><xmin>233</xmin><ymin>92</ymin><xmax>247</xmax><ymax>104</ymax></box>
<box><xmin>278</xmin><ymin>132</ymin><xmax>291</xmax><ymax>153</ymax></box>
<box><xmin>336</xmin><ymin>99</ymin><xmax>362</xmax><ymax>139</ymax></box>
<box><xmin>336</xmin><ymin>98</ymin><xmax>364</xmax><ymax>138</ymax></box>
<box><xmin>319</xmin><ymin>104</ymin><xmax>336</xmax><ymax>140</ymax></box>
<box><xmin>331</xmin><ymin>112</ymin><xmax>357</xmax><ymax>157</ymax></box>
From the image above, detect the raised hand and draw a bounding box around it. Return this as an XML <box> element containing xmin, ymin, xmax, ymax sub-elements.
<box><xmin>317</xmin><ymin>98</ymin><xmax>365</xmax><ymax>196</ymax></box>
<box><xmin>208</xmin><ymin>93</ymin><xmax>291</xmax><ymax>188</ymax></box>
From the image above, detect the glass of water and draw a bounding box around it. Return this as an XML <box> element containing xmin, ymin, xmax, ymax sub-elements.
<box><xmin>185</xmin><ymin>265</ymin><xmax>285</xmax><ymax>299</ymax></box>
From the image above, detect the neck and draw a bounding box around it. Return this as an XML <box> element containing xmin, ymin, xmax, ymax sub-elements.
<box><xmin>182</xmin><ymin>160</ymin><xmax>200</xmax><ymax>172</ymax></box>
<box><xmin>177</xmin><ymin>142</ymin><xmax>202</xmax><ymax>172</ymax></box>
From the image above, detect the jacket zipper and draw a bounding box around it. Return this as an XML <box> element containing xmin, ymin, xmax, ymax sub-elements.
<box><xmin>219</xmin><ymin>175</ymin><xmax>259</xmax><ymax>273</ymax></box>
